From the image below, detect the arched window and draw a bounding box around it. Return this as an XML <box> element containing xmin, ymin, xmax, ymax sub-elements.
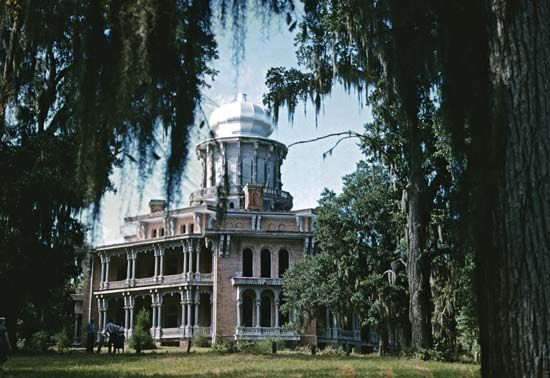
<box><xmin>151</xmin><ymin>229</ymin><xmax>157</xmax><ymax>238</ymax></box>
<box><xmin>278</xmin><ymin>249</ymin><xmax>289</xmax><ymax>277</ymax></box>
<box><xmin>189</xmin><ymin>224</ymin><xmax>194</xmax><ymax>234</ymax></box>
<box><xmin>261</xmin><ymin>249</ymin><xmax>271</xmax><ymax>278</ymax></box>
<box><xmin>242</xmin><ymin>249</ymin><xmax>253</xmax><ymax>277</ymax></box>
<box><xmin>159</xmin><ymin>228</ymin><xmax>165</xmax><ymax>237</ymax></box>
<box><xmin>180</xmin><ymin>224</ymin><xmax>186</xmax><ymax>234</ymax></box>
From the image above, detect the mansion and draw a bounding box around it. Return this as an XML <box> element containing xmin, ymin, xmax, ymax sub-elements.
<box><xmin>80</xmin><ymin>94</ymin><xmax>361</xmax><ymax>346</ymax></box>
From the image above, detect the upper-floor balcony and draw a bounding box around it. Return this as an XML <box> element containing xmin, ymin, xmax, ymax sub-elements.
<box><xmin>103</xmin><ymin>272</ymin><xmax>213</xmax><ymax>291</ymax></box>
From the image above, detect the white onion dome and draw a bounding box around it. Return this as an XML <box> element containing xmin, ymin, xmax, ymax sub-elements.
<box><xmin>209</xmin><ymin>93</ymin><xmax>274</xmax><ymax>138</ymax></box>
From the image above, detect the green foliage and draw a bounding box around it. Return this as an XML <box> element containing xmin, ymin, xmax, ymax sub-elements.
<box><xmin>53</xmin><ymin>329</ymin><xmax>71</xmax><ymax>353</ymax></box>
<box><xmin>211</xmin><ymin>338</ymin><xmax>239</xmax><ymax>354</ymax></box>
<box><xmin>129</xmin><ymin>309</ymin><xmax>154</xmax><ymax>353</ymax></box>
<box><xmin>24</xmin><ymin>331</ymin><xmax>50</xmax><ymax>354</ymax></box>
<box><xmin>283</xmin><ymin>161</ymin><xmax>408</xmax><ymax>345</ymax></box>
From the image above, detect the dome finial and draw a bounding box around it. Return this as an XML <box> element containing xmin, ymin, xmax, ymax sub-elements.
<box><xmin>237</xmin><ymin>93</ymin><xmax>247</xmax><ymax>102</ymax></box>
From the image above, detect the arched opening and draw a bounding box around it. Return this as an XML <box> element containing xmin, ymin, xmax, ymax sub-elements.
<box><xmin>108</xmin><ymin>255</ymin><xmax>128</xmax><ymax>281</ymax></box>
<box><xmin>260</xmin><ymin>249</ymin><xmax>271</xmax><ymax>278</ymax></box>
<box><xmin>159</xmin><ymin>227</ymin><xmax>165</xmax><ymax>237</ymax></box>
<box><xmin>229</xmin><ymin>202</ymin><xmax>235</xmax><ymax>209</ymax></box>
<box><xmin>278</xmin><ymin>249</ymin><xmax>289</xmax><ymax>278</ymax></box>
<box><xmin>260</xmin><ymin>291</ymin><xmax>274</xmax><ymax>327</ymax></box>
<box><xmin>163</xmin><ymin>246</ymin><xmax>183</xmax><ymax>276</ymax></box>
<box><xmin>134</xmin><ymin>296</ymin><xmax>152</xmax><ymax>327</ymax></box>
<box><xmin>180</xmin><ymin>224</ymin><xmax>186</xmax><ymax>234</ymax></box>
<box><xmin>135</xmin><ymin>251</ymin><xmax>155</xmax><ymax>278</ymax></box>
<box><xmin>199</xmin><ymin>293</ymin><xmax>212</xmax><ymax>327</ymax></box>
<box><xmin>151</xmin><ymin>229</ymin><xmax>157</xmax><ymax>238</ymax></box>
<box><xmin>242</xmin><ymin>249</ymin><xmax>253</xmax><ymax>277</ymax></box>
<box><xmin>189</xmin><ymin>224</ymin><xmax>194</xmax><ymax>234</ymax></box>
<box><xmin>161</xmin><ymin>293</ymin><xmax>181</xmax><ymax>328</ymax></box>
<box><xmin>241</xmin><ymin>290</ymin><xmax>255</xmax><ymax>327</ymax></box>
<box><xmin>106</xmin><ymin>297</ymin><xmax>125</xmax><ymax>327</ymax></box>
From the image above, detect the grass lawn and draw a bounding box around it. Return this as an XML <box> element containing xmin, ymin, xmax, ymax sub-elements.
<box><xmin>3</xmin><ymin>347</ymin><xmax>480</xmax><ymax>378</ymax></box>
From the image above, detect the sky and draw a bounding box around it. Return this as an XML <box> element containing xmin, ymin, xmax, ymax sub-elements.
<box><xmin>95</xmin><ymin>12</ymin><xmax>371</xmax><ymax>245</ymax></box>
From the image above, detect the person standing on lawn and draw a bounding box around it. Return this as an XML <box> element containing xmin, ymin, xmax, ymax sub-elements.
<box><xmin>85</xmin><ymin>319</ymin><xmax>96</xmax><ymax>353</ymax></box>
<box><xmin>105</xmin><ymin>319</ymin><xmax>117</xmax><ymax>354</ymax></box>
<box><xmin>0</xmin><ymin>317</ymin><xmax>12</xmax><ymax>376</ymax></box>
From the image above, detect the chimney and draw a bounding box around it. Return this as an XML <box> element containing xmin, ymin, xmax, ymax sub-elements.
<box><xmin>149</xmin><ymin>199</ymin><xmax>167</xmax><ymax>213</ymax></box>
<box><xmin>243</xmin><ymin>184</ymin><xmax>264</xmax><ymax>211</ymax></box>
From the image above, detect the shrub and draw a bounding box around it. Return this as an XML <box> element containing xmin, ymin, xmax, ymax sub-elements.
<box><xmin>193</xmin><ymin>334</ymin><xmax>210</xmax><ymax>348</ymax></box>
<box><xmin>211</xmin><ymin>338</ymin><xmax>239</xmax><ymax>353</ymax></box>
<box><xmin>129</xmin><ymin>309</ymin><xmax>154</xmax><ymax>353</ymax></box>
<box><xmin>414</xmin><ymin>348</ymin><xmax>447</xmax><ymax>362</ymax></box>
<box><xmin>25</xmin><ymin>331</ymin><xmax>50</xmax><ymax>354</ymax></box>
<box><xmin>53</xmin><ymin>329</ymin><xmax>71</xmax><ymax>353</ymax></box>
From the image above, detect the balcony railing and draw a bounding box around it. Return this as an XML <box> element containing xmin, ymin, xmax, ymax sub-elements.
<box><xmin>231</xmin><ymin>277</ymin><xmax>283</xmax><ymax>286</ymax></box>
<box><xmin>236</xmin><ymin>327</ymin><xmax>299</xmax><ymax>339</ymax></box>
<box><xmin>99</xmin><ymin>273</ymin><xmax>213</xmax><ymax>291</ymax></box>
<box><xmin>158</xmin><ymin>327</ymin><xmax>212</xmax><ymax>339</ymax></box>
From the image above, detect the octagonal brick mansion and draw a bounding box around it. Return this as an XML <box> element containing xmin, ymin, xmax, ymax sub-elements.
<box><xmin>81</xmin><ymin>94</ymin><xmax>361</xmax><ymax>346</ymax></box>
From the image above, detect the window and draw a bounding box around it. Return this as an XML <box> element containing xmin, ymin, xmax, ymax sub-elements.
<box><xmin>242</xmin><ymin>249</ymin><xmax>253</xmax><ymax>277</ymax></box>
<box><xmin>261</xmin><ymin>249</ymin><xmax>271</xmax><ymax>278</ymax></box>
<box><xmin>159</xmin><ymin>228</ymin><xmax>165</xmax><ymax>237</ymax></box>
<box><xmin>278</xmin><ymin>249</ymin><xmax>289</xmax><ymax>277</ymax></box>
<box><xmin>189</xmin><ymin>224</ymin><xmax>194</xmax><ymax>234</ymax></box>
<box><xmin>151</xmin><ymin>229</ymin><xmax>157</xmax><ymax>238</ymax></box>
<box><xmin>229</xmin><ymin>202</ymin><xmax>235</xmax><ymax>209</ymax></box>
<box><xmin>180</xmin><ymin>224</ymin><xmax>186</xmax><ymax>234</ymax></box>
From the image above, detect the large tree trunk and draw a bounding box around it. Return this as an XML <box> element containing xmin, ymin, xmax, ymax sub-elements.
<box><xmin>477</xmin><ymin>1</ymin><xmax>550</xmax><ymax>375</ymax></box>
<box><xmin>406</xmin><ymin>118</ymin><xmax>433</xmax><ymax>350</ymax></box>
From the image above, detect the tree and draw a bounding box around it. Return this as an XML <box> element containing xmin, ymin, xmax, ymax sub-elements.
<box><xmin>266</xmin><ymin>0</ymin><xmax>550</xmax><ymax>375</ymax></box>
<box><xmin>129</xmin><ymin>309</ymin><xmax>154</xmax><ymax>354</ymax></box>
<box><xmin>283</xmin><ymin>162</ymin><xmax>410</xmax><ymax>354</ymax></box>
<box><xmin>0</xmin><ymin>0</ymin><xmax>290</xmax><ymax>347</ymax></box>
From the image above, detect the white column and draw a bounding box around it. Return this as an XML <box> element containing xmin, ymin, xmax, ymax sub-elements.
<box><xmin>188</xmin><ymin>245</ymin><xmax>194</xmax><ymax>274</ymax></box>
<box><xmin>102</xmin><ymin>299</ymin><xmax>107</xmax><ymax>330</ymax></box>
<box><xmin>104</xmin><ymin>257</ymin><xmax>110</xmax><ymax>287</ymax></box>
<box><xmin>124</xmin><ymin>302</ymin><xmax>129</xmax><ymax>335</ymax></box>
<box><xmin>237</xmin><ymin>299</ymin><xmax>242</xmax><ymax>327</ymax></box>
<box><xmin>195</xmin><ymin>248</ymin><xmax>200</xmax><ymax>274</ymax></box>
<box><xmin>158</xmin><ymin>248</ymin><xmax>164</xmax><ymax>279</ymax></box>
<box><xmin>151</xmin><ymin>296</ymin><xmax>157</xmax><ymax>333</ymax></box>
<box><xmin>97</xmin><ymin>297</ymin><xmax>103</xmax><ymax>332</ymax></box>
<box><xmin>180</xmin><ymin>291</ymin><xmax>186</xmax><ymax>329</ymax></box>
<box><xmin>100</xmin><ymin>257</ymin><xmax>105</xmax><ymax>288</ymax></box>
<box><xmin>126</xmin><ymin>252</ymin><xmax>131</xmax><ymax>282</ymax></box>
<box><xmin>153</xmin><ymin>250</ymin><xmax>159</xmax><ymax>278</ymax></box>
<box><xmin>157</xmin><ymin>294</ymin><xmax>163</xmax><ymax>331</ymax></box>
<box><xmin>129</xmin><ymin>297</ymin><xmax>134</xmax><ymax>336</ymax></box>
<box><xmin>131</xmin><ymin>252</ymin><xmax>136</xmax><ymax>281</ymax></box>
<box><xmin>186</xmin><ymin>290</ymin><xmax>192</xmax><ymax>327</ymax></box>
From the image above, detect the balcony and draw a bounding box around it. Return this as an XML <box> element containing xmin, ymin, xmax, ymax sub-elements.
<box><xmin>99</xmin><ymin>273</ymin><xmax>213</xmax><ymax>291</ymax></box>
<box><xmin>235</xmin><ymin>327</ymin><xmax>299</xmax><ymax>340</ymax></box>
<box><xmin>231</xmin><ymin>277</ymin><xmax>283</xmax><ymax>287</ymax></box>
